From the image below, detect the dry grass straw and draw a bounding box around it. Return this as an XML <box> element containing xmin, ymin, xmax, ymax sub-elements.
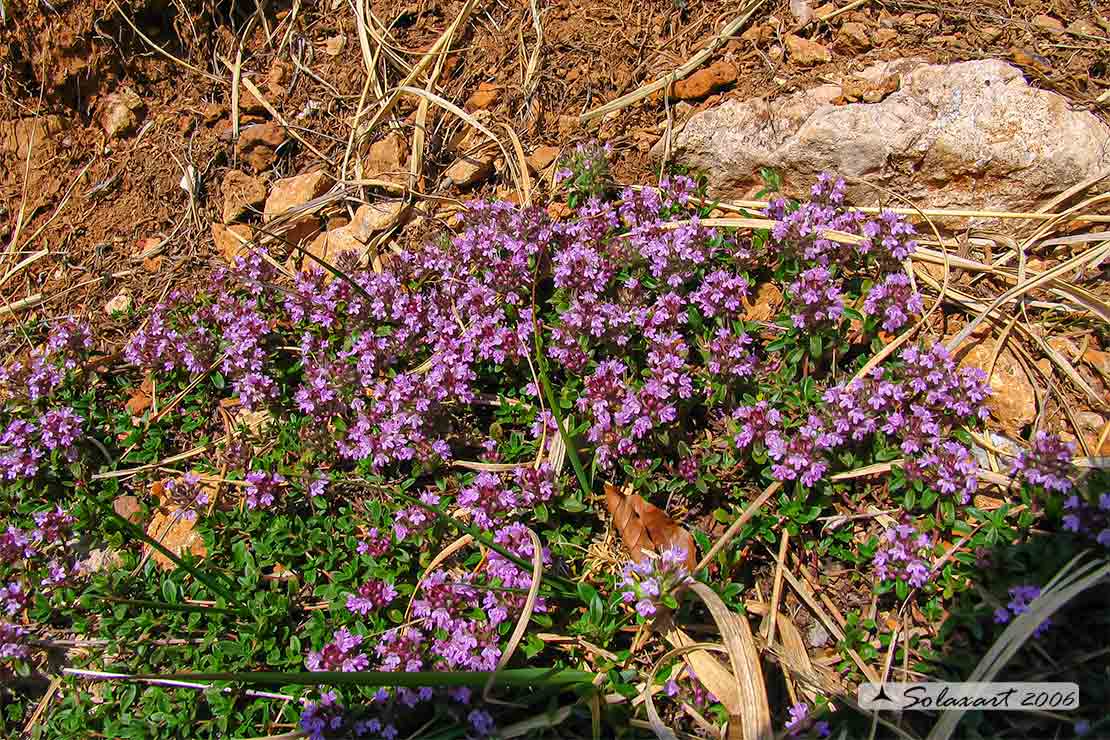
<box><xmin>409</xmin><ymin>1</ymin><xmax>476</xmax><ymax>194</ymax></box>
<box><xmin>926</xmin><ymin>554</ymin><xmax>1110</xmax><ymax>740</ymax></box>
<box><xmin>696</xmin><ymin>481</ymin><xmax>780</xmax><ymax>571</ymax></box>
<box><xmin>580</xmin><ymin>0</ymin><xmax>766</xmax><ymax>124</ymax></box>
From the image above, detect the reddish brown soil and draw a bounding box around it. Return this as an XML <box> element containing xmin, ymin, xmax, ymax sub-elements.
<box><xmin>0</xmin><ymin>0</ymin><xmax>1106</xmax><ymax>346</ymax></box>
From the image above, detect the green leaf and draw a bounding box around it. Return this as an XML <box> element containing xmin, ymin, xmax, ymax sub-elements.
<box><xmin>809</xmin><ymin>334</ymin><xmax>823</xmax><ymax>359</ymax></box>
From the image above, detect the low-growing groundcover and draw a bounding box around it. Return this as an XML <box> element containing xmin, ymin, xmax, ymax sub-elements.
<box><xmin>2</xmin><ymin>154</ymin><xmax>1108</xmax><ymax>739</ymax></box>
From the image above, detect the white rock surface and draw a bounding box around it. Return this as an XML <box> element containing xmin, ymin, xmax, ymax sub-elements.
<box><xmin>657</xmin><ymin>59</ymin><xmax>1110</xmax><ymax>222</ymax></box>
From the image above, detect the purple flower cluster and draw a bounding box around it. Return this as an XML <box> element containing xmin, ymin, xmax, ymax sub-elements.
<box><xmin>863</xmin><ymin>272</ymin><xmax>924</xmax><ymax>332</ymax></box>
<box><xmin>731</xmin><ymin>401</ymin><xmax>782</xmax><ymax>449</ymax></box>
<box><xmin>0</xmin><ymin>406</ymin><xmax>83</xmax><ymax>479</ymax></box>
<box><xmin>874</xmin><ymin>518</ymin><xmax>933</xmax><ymax>588</ymax></box>
<box><xmin>124</xmin><ymin>292</ymin><xmax>212</xmax><ymax>374</ymax></box>
<box><xmin>244</xmin><ymin>471</ymin><xmax>284</xmax><ymax>509</ymax></box>
<box><xmin>1011</xmin><ymin>432</ymin><xmax>1076</xmax><ymax>493</ymax></box>
<box><xmin>346</xmin><ymin>580</ymin><xmax>398</xmax><ymax>616</ymax></box>
<box><xmin>904</xmin><ymin>439</ymin><xmax>979</xmax><ymax>505</ymax></box>
<box><xmin>306</xmin><ymin>628</ymin><xmax>369</xmax><ymax>672</ymax></box>
<box><xmin>357</xmin><ymin>528</ymin><xmax>391</xmax><ymax>557</ymax></box>
<box><xmin>0</xmin><ymin>621</ymin><xmax>29</xmax><ymax>663</ymax></box>
<box><xmin>784</xmin><ymin>702</ymin><xmax>831</xmax><ymax>738</ymax></box>
<box><xmin>788</xmin><ymin>267</ymin><xmax>844</xmax><ymax>330</ymax></box>
<box><xmin>618</xmin><ymin>545</ymin><xmax>693</xmax><ymax>618</ymax></box>
<box><xmin>817</xmin><ymin>343</ymin><xmax>991</xmax><ymax>498</ymax></box>
<box><xmin>766</xmin><ymin>415</ymin><xmax>840</xmax><ymax>487</ymax></box>
<box><xmin>165</xmin><ymin>472</ymin><xmax>210</xmax><ymax>520</ymax></box>
<box><xmin>0</xmin><ymin>419</ymin><xmax>43</xmax><ymax>480</ymax></box>
<box><xmin>993</xmin><ymin>584</ymin><xmax>1051</xmax><ymax>638</ymax></box>
<box><xmin>0</xmin><ymin>319</ymin><xmax>92</xmax><ymax>402</ymax></box>
<box><xmin>1062</xmin><ymin>493</ymin><xmax>1110</xmax><ymax>547</ymax></box>
<box><xmin>662</xmin><ymin>667</ymin><xmax>718</xmax><ymax>707</ymax></box>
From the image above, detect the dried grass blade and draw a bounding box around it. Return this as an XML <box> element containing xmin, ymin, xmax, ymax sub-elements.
<box><xmin>641</xmin><ymin>642</ymin><xmax>731</xmax><ymax>740</ymax></box>
<box><xmin>689</xmin><ymin>582</ymin><xmax>772</xmax><ymax>740</ymax></box>
<box><xmin>946</xmin><ymin>239</ymin><xmax>1110</xmax><ymax>352</ymax></box>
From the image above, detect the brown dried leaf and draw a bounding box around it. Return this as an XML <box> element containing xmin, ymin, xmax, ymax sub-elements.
<box><xmin>604</xmin><ymin>483</ymin><xmax>696</xmax><ymax>569</ymax></box>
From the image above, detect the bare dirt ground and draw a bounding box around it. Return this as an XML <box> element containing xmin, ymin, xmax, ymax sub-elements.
<box><xmin>2</xmin><ymin>0</ymin><xmax>1107</xmax><ymax>339</ymax></box>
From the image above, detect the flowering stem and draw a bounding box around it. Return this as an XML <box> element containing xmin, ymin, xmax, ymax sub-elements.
<box><xmin>391</xmin><ymin>490</ymin><xmax>577</xmax><ymax>595</ymax></box>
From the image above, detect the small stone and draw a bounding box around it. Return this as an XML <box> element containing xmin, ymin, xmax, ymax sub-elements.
<box><xmin>99</xmin><ymin>87</ymin><xmax>145</xmax><ymax>139</ymax></box>
<box><xmin>528</xmin><ymin>145</ymin><xmax>560</xmax><ymax>171</ymax></box>
<box><xmin>1067</xmin><ymin>19</ymin><xmax>1100</xmax><ymax>36</ymax></box>
<box><xmin>264</xmin><ymin>171</ymin><xmax>331</xmax><ymax>221</ymax></box>
<box><xmin>877</xmin><ymin>10</ymin><xmax>897</xmax><ymax>28</ymax></box>
<box><xmin>212</xmin><ymin>222</ymin><xmax>252</xmax><ymax>263</ymax></box>
<box><xmin>790</xmin><ymin>0</ymin><xmax>814</xmax><ymax>24</ymax></box>
<box><xmin>266</xmin><ymin>60</ymin><xmax>292</xmax><ymax>96</ymax></box>
<box><xmin>237</xmin><ymin>122</ymin><xmax>286</xmax><ymax>172</ymax></box>
<box><xmin>113</xmin><ymin>495</ymin><xmax>143</xmax><ymax>524</ymax></box>
<box><xmin>785</xmin><ymin>34</ymin><xmax>832</xmax><ymax>66</ymax></box>
<box><xmin>200</xmin><ymin>103</ymin><xmax>225</xmax><ymax>124</ymax></box>
<box><xmin>958</xmin><ymin>338</ymin><xmax>1036</xmax><ymax>432</ymax></box>
<box><xmin>1083</xmin><ymin>348</ymin><xmax>1110</xmax><ymax>379</ymax></box>
<box><xmin>673</xmin><ymin>61</ymin><xmax>738</xmax><ymax>100</ymax></box>
<box><xmin>365</xmin><ymin>131</ymin><xmax>409</xmax><ymax>185</ymax></box>
<box><xmin>221</xmin><ymin>170</ymin><xmax>267</xmax><ymax>222</ymax></box>
<box><xmin>239</xmin><ymin>84</ymin><xmax>269</xmax><ymax>115</ymax></box>
<box><xmin>354</xmin><ymin>201</ymin><xmax>408</xmax><ymax>233</ymax></box>
<box><xmin>741</xmin><ymin>23</ymin><xmax>772</xmax><ymax>45</ymax></box>
<box><xmin>82</xmin><ymin>548</ymin><xmax>124</xmax><ymax>574</ymax></box>
<box><xmin>323</xmin><ymin>34</ymin><xmax>347</xmax><ymax>56</ymax></box>
<box><xmin>806</xmin><ymin>621</ymin><xmax>830</xmax><ymax>648</ymax></box>
<box><xmin>105</xmin><ymin>293</ymin><xmax>131</xmax><ymax>315</ymax></box>
<box><xmin>837</xmin><ymin>21</ymin><xmax>872</xmax><ymax>50</ymax></box>
<box><xmin>743</xmin><ymin>283</ymin><xmax>784</xmax><ymax>322</ymax></box>
<box><xmin>871</xmin><ymin>28</ymin><xmax>898</xmax><ymax>46</ymax></box>
<box><xmin>1010</xmin><ymin>47</ymin><xmax>1052</xmax><ymax>73</ymax></box>
<box><xmin>145</xmin><ymin>499</ymin><xmax>207</xmax><ymax>570</ymax></box>
<box><xmin>980</xmin><ymin>26</ymin><xmax>1004</xmax><ymax>42</ymax></box>
<box><xmin>305</xmin><ymin>227</ymin><xmax>359</xmax><ymax>267</ymax></box>
<box><xmin>444</xmin><ymin>152</ymin><xmax>495</xmax><ymax>188</ymax></box>
<box><xmin>465</xmin><ymin>82</ymin><xmax>500</xmax><ymax>111</ymax></box>
<box><xmin>1032</xmin><ymin>14</ymin><xmax>1065</xmax><ymax>34</ymax></box>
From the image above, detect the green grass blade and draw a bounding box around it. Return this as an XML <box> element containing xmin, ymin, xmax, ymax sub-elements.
<box><xmin>136</xmin><ymin>668</ymin><xmax>594</xmax><ymax>689</ymax></box>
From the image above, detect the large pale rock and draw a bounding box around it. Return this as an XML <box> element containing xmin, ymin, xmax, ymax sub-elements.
<box><xmin>658</xmin><ymin>59</ymin><xmax>1110</xmax><ymax>225</ymax></box>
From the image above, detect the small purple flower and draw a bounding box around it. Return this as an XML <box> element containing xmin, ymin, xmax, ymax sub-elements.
<box><xmin>1010</xmin><ymin>432</ymin><xmax>1075</xmax><ymax>493</ymax></box>
<box><xmin>618</xmin><ymin>545</ymin><xmax>693</xmax><ymax>619</ymax></box>
<box><xmin>244</xmin><ymin>471</ymin><xmax>284</xmax><ymax>509</ymax></box>
<box><xmin>165</xmin><ymin>472</ymin><xmax>209</xmax><ymax>520</ymax></box>
<box><xmin>346</xmin><ymin>580</ymin><xmax>398</xmax><ymax>616</ymax></box>
<box><xmin>788</xmin><ymin>267</ymin><xmax>844</xmax><ymax>329</ymax></box>
<box><xmin>306</xmin><ymin>628</ymin><xmax>369</xmax><ymax>672</ymax></box>
<box><xmin>993</xmin><ymin>584</ymin><xmax>1052</xmax><ymax>637</ymax></box>
<box><xmin>874</xmin><ymin>517</ymin><xmax>933</xmax><ymax>588</ymax></box>
<box><xmin>0</xmin><ymin>621</ymin><xmax>30</xmax><ymax>661</ymax></box>
<box><xmin>863</xmin><ymin>272</ymin><xmax>924</xmax><ymax>332</ymax></box>
<box><xmin>0</xmin><ymin>582</ymin><xmax>28</xmax><ymax>615</ymax></box>
<box><xmin>785</xmin><ymin>702</ymin><xmax>830</xmax><ymax>737</ymax></box>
